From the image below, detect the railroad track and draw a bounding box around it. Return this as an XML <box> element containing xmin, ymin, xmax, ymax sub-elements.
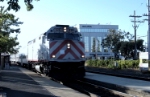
<box><xmin>17</xmin><ymin>65</ymin><xmax>142</xmax><ymax>96</ymax></box>
<box><xmin>36</xmin><ymin>68</ymin><xmax>137</xmax><ymax>97</ymax></box>
<box><xmin>87</xmin><ymin>70</ymin><xmax>150</xmax><ymax>81</ymax></box>
<box><xmin>62</xmin><ymin>79</ymin><xmax>137</xmax><ymax>97</ymax></box>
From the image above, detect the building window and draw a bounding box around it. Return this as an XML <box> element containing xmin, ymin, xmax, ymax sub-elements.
<box><xmin>80</xmin><ymin>29</ymin><xmax>109</xmax><ymax>32</ymax></box>
<box><xmin>91</xmin><ymin>37</ymin><xmax>93</xmax><ymax>52</ymax></box>
<box><xmin>97</xmin><ymin>37</ymin><xmax>101</xmax><ymax>52</ymax></box>
<box><xmin>84</xmin><ymin>36</ymin><xmax>89</xmax><ymax>52</ymax></box>
<box><xmin>91</xmin><ymin>37</ymin><xmax>97</xmax><ymax>52</ymax></box>
<box><xmin>104</xmin><ymin>48</ymin><xmax>108</xmax><ymax>52</ymax></box>
<box><xmin>103</xmin><ymin>37</ymin><xmax>108</xmax><ymax>52</ymax></box>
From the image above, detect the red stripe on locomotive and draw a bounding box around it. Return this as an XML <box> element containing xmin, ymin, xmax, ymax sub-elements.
<box><xmin>79</xmin><ymin>42</ymin><xmax>84</xmax><ymax>48</ymax></box>
<box><xmin>69</xmin><ymin>49</ymin><xmax>79</xmax><ymax>59</ymax></box>
<box><xmin>69</xmin><ymin>40</ymin><xmax>84</xmax><ymax>55</ymax></box>
<box><xmin>50</xmin><ymin>40</ymin><xmax>68</xmax><ymax>57</ymax></box>
<box><xmin>50</xmin><ymin>41</ymin><xmax>57</xmax><ymax>48</ymax></box>
<box><xmin>50</xmin><ymin>40</ymin><xmax>84</xmax><ymax>59</ymax></box>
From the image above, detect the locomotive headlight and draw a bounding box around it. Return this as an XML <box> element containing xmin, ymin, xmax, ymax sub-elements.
<box><xmin>81</xmin><ymin>55</ymin><xmax>85</xmax><ymax>58</ymax></box>
<box><xmin>64</xmin><ymin>27</ymin><xmax>67</xmax><ymax>32</ymax></box>
<box><xmin>67</xmin><ymin>43</ymin><xmax>70</xmax><ymax>48</ymax></box>
<box><xmin>52</xmin><ymin>55</ymin><xmax>55</xmax><ymax>58</ymax></box>
<box><xmin>64</xmin><ymin>29</ymin><xmax>66</xmax><ymax>32</ymax></box>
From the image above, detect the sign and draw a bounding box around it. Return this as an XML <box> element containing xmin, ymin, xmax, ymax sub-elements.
<box><xmin>139</xmin><ymin>52</ymin><xmax>149</xmax><ymax>72</ymax></box>
<box><xmin>60</xmin><ymin>50</ymin><xmax>64</xmax><ymax>54</ymax></box>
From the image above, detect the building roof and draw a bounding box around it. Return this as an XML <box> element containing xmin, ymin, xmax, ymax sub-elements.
<box><xmin>79</xmin><ymin>24</ymin><xmax>118</xmax><ymax>29</ymax></box>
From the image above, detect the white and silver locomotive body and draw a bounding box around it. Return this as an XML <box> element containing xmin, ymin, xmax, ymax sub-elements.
<box><xmin>27</xmin><ymin>25</ymin><xmax>85</xmax><ymax>79</ymax></box>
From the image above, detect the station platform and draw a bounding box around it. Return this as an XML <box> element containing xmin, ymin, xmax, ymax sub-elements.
<box><xmin>0</xmin><ymin>65</ymin><xmax>88</xmax><ymax>97</ymax></box>
<box><xmin>85</xmin><ymin>72</ymin><xmax>150</xmax><ymax>97</ymax></box>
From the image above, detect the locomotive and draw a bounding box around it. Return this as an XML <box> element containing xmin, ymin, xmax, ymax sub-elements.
<box><xmin>19</xmin><ymin>25</ymin><xmax>85</xmax><ymax>80</ymax></box>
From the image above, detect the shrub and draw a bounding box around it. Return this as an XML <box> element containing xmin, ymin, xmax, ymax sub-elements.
<box><xmin>85</xmin><ymin>59</ymin><xmax>141</xmax><ymax>69</ymax></box>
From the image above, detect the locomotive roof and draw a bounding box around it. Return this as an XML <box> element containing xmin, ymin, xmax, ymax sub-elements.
<box><xmin>55</xmin><ymin>25</ymin><xmax>69</xmax><ymax>27</ymax></box>
<box><xmin>46</xmin><ymin>25</ymin><xmax>78</xmax><ymax>34</ymax></box>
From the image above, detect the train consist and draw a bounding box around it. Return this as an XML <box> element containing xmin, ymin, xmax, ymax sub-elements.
<box><xmin>17</xmin><ymin>25</ymin><xmax>86</xmax><ymax>79</ymax></box>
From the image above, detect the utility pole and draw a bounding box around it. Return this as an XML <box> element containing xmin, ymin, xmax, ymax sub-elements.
<box><xmin>129</xmin><ymin>10</ymin><xmax>143</xmax><ymax>60</ymax></box>
<box><xmin>143</xmin><ymin>0</ymin><xmax>150</xmax><ymax>59</ymax></box>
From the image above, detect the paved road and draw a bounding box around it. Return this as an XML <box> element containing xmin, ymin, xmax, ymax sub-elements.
<box><xmin>0</xmin><ymin>66</ymin><xmax>56</xmax><ymax>97</ymax></box>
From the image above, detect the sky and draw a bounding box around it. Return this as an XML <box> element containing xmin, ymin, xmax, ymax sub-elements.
<box><xmin>0</xmin><ymin>0</ymin><xmax>149</xmax><ymax>53</ymax></box>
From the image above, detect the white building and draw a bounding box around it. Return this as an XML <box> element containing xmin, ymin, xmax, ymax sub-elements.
<box><xmin>79</xmin><ymin>24</ymin><xmax>119</xmax><ymax>58</ymax></box>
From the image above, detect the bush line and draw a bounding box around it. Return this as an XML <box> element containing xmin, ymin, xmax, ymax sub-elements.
<box><xmin>85</xmin><ymin>59</ymin><xmax>150</xmax><ymax>70</ymax></box>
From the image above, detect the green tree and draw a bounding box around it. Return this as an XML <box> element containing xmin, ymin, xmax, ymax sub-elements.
<box><xmin>0</xmin><ymin>6</ymin><xmax>22</xmax><ymax>66</ymax></box>
<box><xmin>0</xmin><ymin>6</ymin><xmax>22</xmax><ymax>51</ymax></box>
<box><xmin>0</xmin><ymin>6</ymin><xmax>23</xmax><ymax>34</ymax></box>
<box><xmin>101</xmin><ymin>29</ymin><xmax>137</xmax><ymax>59</ymax></box>
<box><xmin>136</xmin><ymin>39</ymin><xmax>144</xmax><ymax>51</ymax></box>
<box><xmin>114</xmin><ymin>39</ymin><xmax>144</xmax><ymax>59</ymax></box>
<box><xmin>101</xmin><ymin>29</ymin><xmax>133</xmax><ymax>53</ymax></box>
<box><xmin>0</xmin><ymin>0</ymin><xmax>40</xmax><ymax>12</ymax></box>
<box><xmin>92</xmin><ymin>37</ymin><xmax>96</xmax><ymax>52</ymax></box>
<box><xmin>119</xmin><ymin>41</ymin><xmax>131</xmax><ymax>58</ymax></box>
<box><xmin>0</xmin><ymin>33</ymin><xmax>19</xmax><ymax>54</ymax></box>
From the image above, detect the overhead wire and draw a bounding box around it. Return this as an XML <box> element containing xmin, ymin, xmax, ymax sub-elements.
<box><xmin>127</xmin><ymin>1</ymin><xmax>145</xmax><ymax>32</ymax></box>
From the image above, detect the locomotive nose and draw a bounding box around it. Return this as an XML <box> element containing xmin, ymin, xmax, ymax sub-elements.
<box><xmin>50</xmin><ymin>40</ymin><xmax>85</xmax><ymax>60</ymax></box>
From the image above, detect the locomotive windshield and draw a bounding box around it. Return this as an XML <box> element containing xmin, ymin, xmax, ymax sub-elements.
<box><xmin>47</xmin><ymin>33</ymin><xmax>81</xmax><ymax>40</ymax></box>
<box><xmin>65</xmin><ymin>33</ymin><xmax>80</xmax><ymax>40</ymax></box>
<box><xmin>47</xmin><ymin>33</ymin><xmax>64</xmax><ymax>39</ymax></box>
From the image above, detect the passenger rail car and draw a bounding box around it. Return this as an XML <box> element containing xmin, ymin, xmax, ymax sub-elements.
<box><xmin>24</xmin><ymin>25</ymin><xmax>85</xmax><ymax>80</ymax></box>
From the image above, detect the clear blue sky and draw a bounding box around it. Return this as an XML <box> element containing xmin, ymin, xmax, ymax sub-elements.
<box><xmin>1</xmin><ymin>0</ymin><xmax>149</xmax><ymax>53</ymax></box>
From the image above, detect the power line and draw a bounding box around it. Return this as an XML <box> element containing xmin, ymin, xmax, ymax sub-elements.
<box><xmin>143</xmin><ymin>1</ymin><xmax>150</xmax><ymax>22</ymax></box>
<box><xmin>128</xmin><ymin>1</ymin><xmax>145</xmax><ymax>32</ymax></box>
